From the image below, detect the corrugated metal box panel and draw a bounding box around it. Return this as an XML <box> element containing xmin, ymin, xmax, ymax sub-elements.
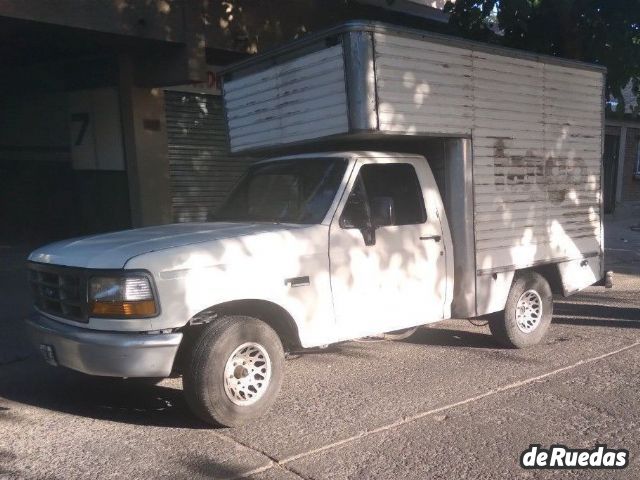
<box><xmin>541</xmin><ymin>63</ymin><xmax>603</xmax><ymax>265</ymax></box>
<box><xmin>374</xmin><ymin>33</ymin><xmax>473</xmax><ymax>135</ymax></box>
<box><xmin>165</xmin><ymin>91</ymin><xmax>252</xmax><ymax>223</ymax></box>
<box><xmin>223</xmin><ymin>45</ymin><xmax>349</xmax><ymax>152</ymax></box>
<box><xmin>471</xmin><ymin>53</ymin><xmax>603</xmax><ymax>272</ymax></box>
<box><xmin>472</xmin><ymin>49</ymin><xmax>545</xmax><ymax>272</ymax></box>
<box><xmin>372</xmin><ymin>31</ymin><xmax>603</xmax><ymax>272</ymax></box>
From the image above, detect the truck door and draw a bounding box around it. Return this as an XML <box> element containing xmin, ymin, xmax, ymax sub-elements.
<box><xmin>329</xmin><ymin>157</ymin><xmax>447</xmax><ymax>337</ymax></box>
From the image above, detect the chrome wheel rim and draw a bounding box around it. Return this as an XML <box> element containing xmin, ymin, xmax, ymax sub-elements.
<box><xmin>515</xmin><ymin>289</ymin><xmax>543</xmax><ymax>333</ymax></box>
<box><xmin>224</xmin><ymin>342</ymin><xmax>271</xmax><ymax>406</ymax></box>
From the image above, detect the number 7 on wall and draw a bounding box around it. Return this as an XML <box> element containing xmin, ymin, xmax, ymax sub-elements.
<box><xmin>70</xmin><ymin>112</ymin><xmax>90</xmax><ymax>146</ymax></box>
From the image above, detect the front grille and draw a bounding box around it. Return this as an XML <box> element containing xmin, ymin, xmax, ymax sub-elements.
<box><xmin>28</xmin><ymin>264</ymin><xmax>88</xmax><ymax>322</ymax></box>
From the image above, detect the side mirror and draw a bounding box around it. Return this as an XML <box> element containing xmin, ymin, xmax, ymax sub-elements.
<box><xmin>361</xmin><ymin>224</ymin><xmax>376</xmax><ymax>246</ymax></box>
<box><xmin>341</xmin><ymin>198</ymin><xmax>368</xmax><ymax>230</ymax></box>
<box><xmin>371</xmin><ymin>196</ymin><xmax>395</xmax><ymax>228</ymax></box>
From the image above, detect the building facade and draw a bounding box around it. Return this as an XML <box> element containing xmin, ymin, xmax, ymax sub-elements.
<box><xmin>1</xmin><ymin>0</ymin><xmax>635</xmax><ymax>245</ymax></box>
<box><xmin>604</xmin><ymin>83</ymin><xmax>640</xmax><ymax>211</ymax></box>
<box><xmin>0</xmin><ymin>0</ymin><xmax>447</xmax><ymax>245</ymax></box>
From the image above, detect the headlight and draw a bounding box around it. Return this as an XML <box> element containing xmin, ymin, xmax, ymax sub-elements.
<box><xmin>89</xmin><ymin>275</ymin><xmax>158</xmax><ymax>317</ymax></box>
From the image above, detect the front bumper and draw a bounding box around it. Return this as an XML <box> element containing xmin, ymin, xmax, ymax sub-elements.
<box><xmin>26</xmin><ymin>314</ymin><xmax>183</xmax><ymax>378</ymax></box>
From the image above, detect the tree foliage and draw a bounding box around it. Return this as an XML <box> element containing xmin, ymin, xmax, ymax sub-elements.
<box><xmin>444</xmin><ymin>0</ymin><xmax>640</xmax><ymax>113</ymax></box>
<box><xmin>209</xmin><ymin>1</ymin><xmax>452</xmax><ymax>55</ymax></box>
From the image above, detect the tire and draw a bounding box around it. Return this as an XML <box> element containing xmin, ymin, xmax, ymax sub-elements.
<box><xmin>489</xmin><ymin>271</ymin><xmax>553</xmax><ymax>349</ymax></box>
<box><xmin>383</xmin><ymin>326</ymin><xmax>419</xmax><ymax>341</ymax></box>
<box><xmin>183</xmin><ymin>315</ymin><xmax>284</xmax><ymax>427</ymax></box>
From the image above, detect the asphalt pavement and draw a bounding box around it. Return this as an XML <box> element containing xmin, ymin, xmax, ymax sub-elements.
<box><xmin>1</xmin><ymin>210</ymin><xmax>639</xmax><ymax>479</ymax></box>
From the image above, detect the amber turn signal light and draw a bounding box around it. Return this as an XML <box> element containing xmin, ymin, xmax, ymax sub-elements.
<box><xmin>90</xmin><ymin>300</ymin><xmax>157</xmax><ymax>317</ymax></box>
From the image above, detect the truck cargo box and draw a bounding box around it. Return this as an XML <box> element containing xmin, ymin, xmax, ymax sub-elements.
<box><xmin>221</xmin><ymin>21</ymin><xmax>605</xmax><ymax>315</ymax></box>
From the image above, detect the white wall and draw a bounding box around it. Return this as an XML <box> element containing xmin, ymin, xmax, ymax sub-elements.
<box><xmin>68</xmin><ymin>88</ymin><xmax>125</xmax><ymax>171</ymax></box>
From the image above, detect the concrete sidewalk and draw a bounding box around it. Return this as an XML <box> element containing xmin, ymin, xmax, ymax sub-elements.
<box><xmin>604</xmin><ymin>201</ymin><xmax>640</xmax><ymax>273</ymax></box>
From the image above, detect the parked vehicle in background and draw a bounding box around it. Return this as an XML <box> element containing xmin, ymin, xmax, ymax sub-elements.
<box><xmin>26</xmin><ymin>21</ymin><xmax>606</xmax><ymax>427</ymax></box>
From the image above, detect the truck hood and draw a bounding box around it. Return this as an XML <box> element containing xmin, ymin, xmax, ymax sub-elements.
<box><xmin>28</xmin><ymin>222</ymin><xmax>302</xmax><ymax>269</ymax></box>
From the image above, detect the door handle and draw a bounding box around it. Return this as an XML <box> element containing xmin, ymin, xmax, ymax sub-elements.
<box><xmin>420</xmin><ymin>235</ymin><xmax>441</xmax><ymax>242</ymax></box>
<box><xmin>284</xmin><ymin>276</ymin><xmax>310</xmax><ymax>287</ymax></box>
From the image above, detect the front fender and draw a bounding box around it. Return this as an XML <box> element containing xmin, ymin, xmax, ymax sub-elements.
<box><xmin>125</xmin><ymin>225</ymin><xmax>334</xmax><ymax>347</ymax></box>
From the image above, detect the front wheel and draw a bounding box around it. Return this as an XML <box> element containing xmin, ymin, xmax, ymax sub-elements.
<box><xmin>183</xmin><ymin>315</ymin><xmax>284</xmax><ymax>427</ymax></box>
<box><xmin>489</xmin><ymin>271</ymin><xmax>553</xmax><ymax>349</ymax></box>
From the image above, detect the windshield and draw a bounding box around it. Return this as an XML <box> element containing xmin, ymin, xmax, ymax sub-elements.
<box><xmin>211</xmin><ymin>158</ymin><xmax>347</xmax><ymax>224</ymax></box>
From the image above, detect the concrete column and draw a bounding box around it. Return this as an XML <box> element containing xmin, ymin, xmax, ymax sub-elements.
<box><xmin>118</xmin><ymin>54</ymin><xmax>172</xmax><ymax>227</ymax></box>
<box><xmin>616</xmin><ymin>126</ymin><xmax>627</xmax><ymax>203</ymax></box>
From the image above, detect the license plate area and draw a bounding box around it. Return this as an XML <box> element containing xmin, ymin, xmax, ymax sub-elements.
<box><xmin>39</xmin><ymin>344</ymin><xmax>58</xmax><ymax>366</ymax></box>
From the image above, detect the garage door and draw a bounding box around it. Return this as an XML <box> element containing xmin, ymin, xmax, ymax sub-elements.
<box><xmin>165</xmin><ymin>91</ymin><xmax>252</xmax><ymax>223</ymax></box>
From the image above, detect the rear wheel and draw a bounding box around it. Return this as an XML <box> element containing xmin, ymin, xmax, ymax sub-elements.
<box><xmin>183</xmin><ymin>315</ymin><xmax>284</xmax><ymax>427</ymax></box>
<box><xmin>489</xmin><ymin>271</ymin><xmax>553</xmax><ymax>348</ymax></box>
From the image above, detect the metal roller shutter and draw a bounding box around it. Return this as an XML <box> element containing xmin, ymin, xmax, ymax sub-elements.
<box><xmin>164</xmin><ymin>90</ymin><xmax>252</xmax><ymax>223</ymax></box>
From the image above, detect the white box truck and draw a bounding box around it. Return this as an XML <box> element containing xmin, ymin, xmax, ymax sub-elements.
<box><xmin>26</xmin><ymin>22</ymin><xmax>606</xmax><ymax>427</ymax></box>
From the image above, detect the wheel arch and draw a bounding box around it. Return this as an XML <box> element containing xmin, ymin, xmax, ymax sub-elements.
<box><xmin>523</xmin><ymin>264</ymin><xmax>563</xmax><ymax>295</ymax></box>
<box><xmin>187</xmin><ymin>299</ymin><xmax>301</xmax><ymax>347</ymax></box>
<box><xmin>173</xmin><ymin>299</ymin><xmax>301</xmax><ymax>374</ymax></box>
<box><xmin>476</xmin><ymin>265</ymin><xmax>559</xmax><ymax>317</ymax></box>
<box><xmin>488</xmin><ymin>266</ymin><xmax>555</xmax><ymax>349</ymax></box>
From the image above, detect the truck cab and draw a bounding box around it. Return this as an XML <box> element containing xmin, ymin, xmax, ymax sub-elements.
<box><xmin>26</xmin><ymin>151</ymin><xmax>458</xmax><ymax>423</ymax></box>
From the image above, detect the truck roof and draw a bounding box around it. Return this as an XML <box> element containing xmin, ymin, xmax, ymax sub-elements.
<box><xmin>222</xmin><ymin>20</ymin><xmax>606</xmax><ymax>78</ymax></box>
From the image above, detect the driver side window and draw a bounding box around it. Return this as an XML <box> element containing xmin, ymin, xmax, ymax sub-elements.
<box><xmin>339</xmin><ymin>163</ymin><xmax>426</xmax><ymax>229</ymax></box>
